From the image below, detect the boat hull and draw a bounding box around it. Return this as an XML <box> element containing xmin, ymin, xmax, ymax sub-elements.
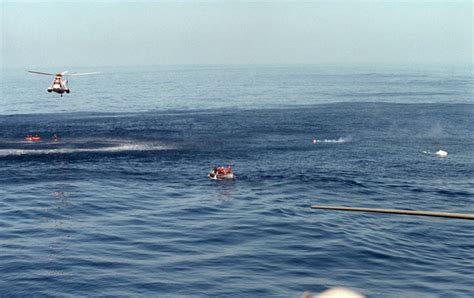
<box><xmin>25</xmin><ymin>137</ymin><xmax>41</xmax><ymax>142</ymax></box>
<box><xmin>208</xmin><ymin>172</ymin><xmax>235</xmax><ymax>180</ymax></box>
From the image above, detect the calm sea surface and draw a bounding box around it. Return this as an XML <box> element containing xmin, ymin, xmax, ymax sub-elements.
<box><xmin>1</xmin><ymin>65</ymin><xmax>473</xmax><ymax>297</ymax></box>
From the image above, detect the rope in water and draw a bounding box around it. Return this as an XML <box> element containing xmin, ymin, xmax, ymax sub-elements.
<box><xmin>310</xmin><ymin>205</ymin><xmax>474</xmax><ymax>220</ymax></box>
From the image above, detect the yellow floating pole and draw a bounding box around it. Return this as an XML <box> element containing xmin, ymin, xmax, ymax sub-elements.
<box><xmin>311</xmin><ymin>205</ymin><xmax>474</xmax><ymax>220</ymax></box>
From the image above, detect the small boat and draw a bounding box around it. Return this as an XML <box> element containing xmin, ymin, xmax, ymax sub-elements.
<box><xmin>25</xmin><ymin>135</ymin><xmax>41</xmax><ymax>142</ymax></box>
<box><xmin>208</xmin><ymin>166</ymin><xmax>235</xmax><ymax>180</ymax></box>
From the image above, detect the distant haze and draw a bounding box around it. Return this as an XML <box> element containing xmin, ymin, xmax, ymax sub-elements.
<box><xmin>2</xmin><ymin>0</ymin><xmax>472</xmax><ymax>68</ymax></box>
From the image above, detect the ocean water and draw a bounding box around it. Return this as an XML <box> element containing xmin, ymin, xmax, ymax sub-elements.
<box><xmin>1</xmin><ymin>65</ymin><xmax>473</xmax><ymax>297</ymax></box>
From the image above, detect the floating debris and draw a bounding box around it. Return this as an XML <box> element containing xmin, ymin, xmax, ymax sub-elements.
<box><xmin>435</xmin><ymin>150</ymin><xmax>448</xmax><ymax>157</ymax></box>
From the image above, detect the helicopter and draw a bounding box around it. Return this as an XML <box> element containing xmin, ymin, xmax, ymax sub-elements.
<box><xmin>27</xmin><ymin>70</ymin><xmax>99</xmax><ymax>97</ymax></box>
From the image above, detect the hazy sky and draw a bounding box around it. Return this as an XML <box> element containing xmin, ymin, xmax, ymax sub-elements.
<box><xmin>2</xmin><ymin>0</ymin><xmax>472</xmax><ymax>68</ymax></box>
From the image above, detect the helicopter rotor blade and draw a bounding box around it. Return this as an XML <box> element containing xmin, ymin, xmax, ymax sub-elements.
<box><xmin>66</xmin><ymin>72</ymin><xmax>100</xmax><ymax>76</ymax></box>
<box><xmin>27</xmin><ymin>70</ymin><xmax>55</xmax><ymax>76</ymax></box>
<box><xmin>61</xmin><ymin>71</ymin><xmax>69</xmax><ymax>75</ymax></box>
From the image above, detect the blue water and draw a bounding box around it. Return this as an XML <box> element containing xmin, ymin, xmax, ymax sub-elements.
<box><xmin>1</xmin><ymin>65</ymin><xmax>473</xmax><ymax>297</ymax></box>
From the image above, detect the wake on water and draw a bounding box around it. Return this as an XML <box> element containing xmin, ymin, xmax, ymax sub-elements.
<box><xmin>314</xmin><ymin>136</ymin><xmax>352</xmax><ymax>144</ymax></box>
<box><xmin>0</xmin><ymin>138</ymin><xmax>171</xmax><ymax>157</ymax></box>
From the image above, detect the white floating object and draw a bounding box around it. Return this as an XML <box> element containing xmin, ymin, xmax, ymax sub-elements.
<box><xmin>435</xmin><ymin>150</ymin><xmax>448</xmax><ymax>157</ymax></box>
<box><xmin>312</xmin><ymin>139</ymin><xmax>317</xmax><ymax>144</ymax></box>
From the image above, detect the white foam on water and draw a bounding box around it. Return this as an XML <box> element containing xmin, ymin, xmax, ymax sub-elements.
<box><xmin>0</xmin><ymin>142</ymin><xmax>171</xmax><ymax>157</ymax></box>
<box><xmin>314</xmin><ymin>136</ymin><xmax>352</xmax><ymax>144</ymax></box>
